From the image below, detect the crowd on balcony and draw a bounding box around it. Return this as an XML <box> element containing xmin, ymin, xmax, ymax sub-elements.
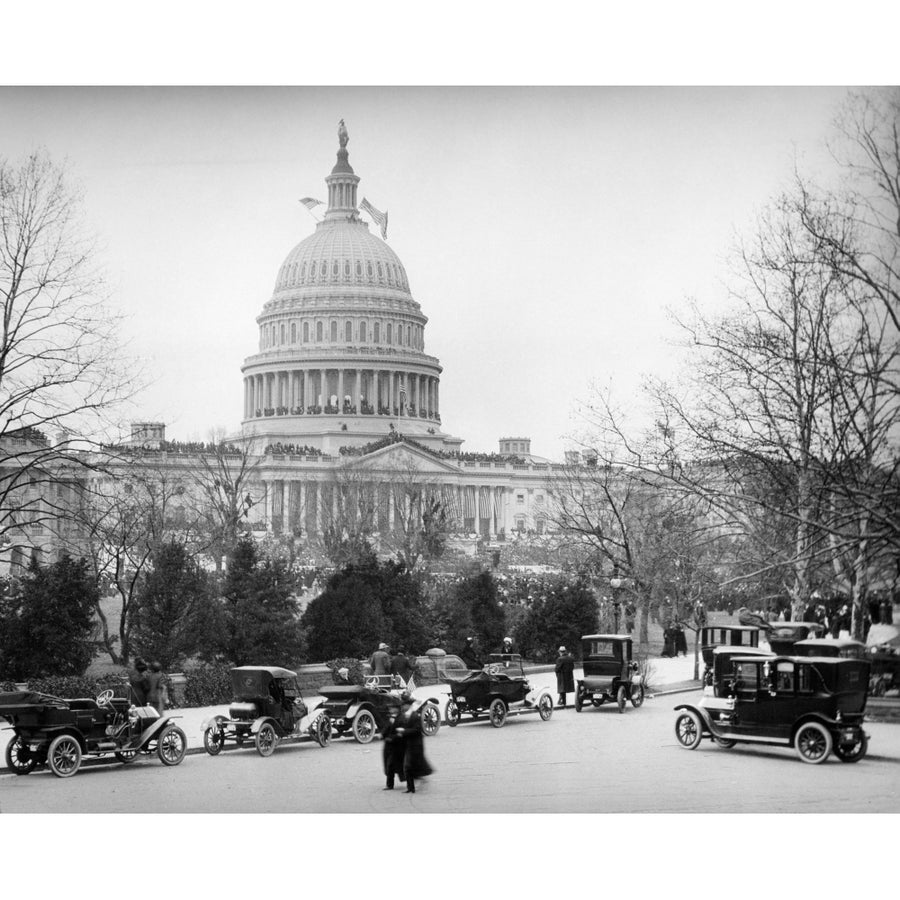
<box><xmin>264</xmin><ymin>443</ymin><xmax>323</xmax><ymax>457</ymax></box>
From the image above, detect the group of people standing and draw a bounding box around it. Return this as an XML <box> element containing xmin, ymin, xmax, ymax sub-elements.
<box><xmin>369</xmin><ymin>642</ymin><xmax>414</xmax><ymax>684</ymax></box>
<box><xmin>127</xmin><ymin>657</ymin><xmax>169</xmax><ymax>713</ymax></box>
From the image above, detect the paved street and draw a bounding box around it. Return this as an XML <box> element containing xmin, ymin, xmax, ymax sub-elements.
<box><xmin>3</xmin><ymin>689</ymin><xmax>899</xmax><ymax>814</ymax></box>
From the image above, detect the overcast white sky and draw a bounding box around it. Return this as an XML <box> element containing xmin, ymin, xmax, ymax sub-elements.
<box><xmin>0</xmin><ymin>86</ymin><xmax>859</xmax><ymax>459</ymax></box>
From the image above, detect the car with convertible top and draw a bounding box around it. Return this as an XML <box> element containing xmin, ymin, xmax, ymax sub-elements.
<box><xmin>202</xmin><ymin>666</ymin><xmax>332</xmax><ymax>757</ymax></box>
<box><xmin>0</xmin><ymin>687</ymin><xmax>187</xmax><ymax>777</ymax></box>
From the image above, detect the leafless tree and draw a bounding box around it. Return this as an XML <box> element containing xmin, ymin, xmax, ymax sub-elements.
<box><xmin>0</xmin><ymin>150</ymin><xmax>138</xmax><ymax>560</ymax></box>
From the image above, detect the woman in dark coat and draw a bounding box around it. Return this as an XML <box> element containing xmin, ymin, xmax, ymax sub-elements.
<box><xmin>384</xmin><ymin>692</ymin><xmax>433</xmax><ymax>794</ymax></box>
<box><xmin>554</xmin><ymin>646</ymin><xmax>575</xmax><ymax>708</ymax></box>
<box><xmin>381</xmin><ymin>709</ymin><xmax>407</xmax><ymax>791</ymax></box>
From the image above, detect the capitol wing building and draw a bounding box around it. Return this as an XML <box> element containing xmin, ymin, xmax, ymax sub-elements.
<box><xmin>2</xmin><ymin>126</ymin><xmax>577</xmax><ymax>573</ymax></box>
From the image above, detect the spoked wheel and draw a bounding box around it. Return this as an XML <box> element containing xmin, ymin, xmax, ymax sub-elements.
<box><xmin>834</xmin><ymin>731</ymin><xmax>868</xmax><ymax>763</ymax></box>
<box><xmin>5</xmin><ymin>737</ymin><xmax>37</xmax><ymax>775</ymax></box>
<box><xmin>446</xmin><ymin>700</ymin><xmax>461</xmax><ymax>727</ymax></box>
<box><xmin>630</xmin><ymin>683</ymin><xmax>645</xmax><ymax>708</ymax></box>
<box><xmin>47</xmin><ymin>734</ymin><xmax>82</xmax><ymax>777</ymax></box>
<box><xmin>158</xmin><ymin>726</ymin><xmax>187</xmax><ymax>766</ymax></box>
<box><xmin>203</xmin><ymin>724</ymin><xmax>225</xmax><ymax>756</ymax></box>
<box><xmin>489</xmin><ymin>697</ymin><xmax>508</xmax><ymax>728</ymax></box>
<box><xmin>255</xmin><ymin>722</ymin><xmax>278</xmax><ymax>757</ymax></box>
<box><xmin>420</xmin><ymin>702</ymin><xmax>441</xmax><ymax>736</ymax></box>
<box><xmin>538</xmin><ymin>694</ymin><xmax>554</xmax><ymax>721</ymax></box>
<box><xmin>794</xmin><ymin>722</ymin><xmax>832</xmax><ymax>764</ymax></box>
<box><xmin>674</xmin><ymin>711</ymin><xmax>703</xmax><ymax>750</ymax></box>
<box><xmin>313</xmin><ymin>714</ymin><xmax>332</xmax><ymax>747</ymax></box>
<box><xmin>713</xmin><ymin>737</ymin><xmax>736</xmax><ymax>749</ymax></box>
<box><xmin>352</xmin><ymin>710</ymin><xmax>377</xmax><ymax>744</ymax></box>
<box><xmin>115</xmin><ymin>749</ymin><xmax>139</xmax><ymax>764</ymax></box>
<box><xmin>616</xmin><ymin>685</ymin><xmax>627</xmax><ymax>713</ymax></box>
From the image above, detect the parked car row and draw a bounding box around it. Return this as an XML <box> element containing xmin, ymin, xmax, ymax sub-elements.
<box><xmin>1</xmin><ymin>628</ymin><xmax>879</xmax><ymax>777</ymax></box>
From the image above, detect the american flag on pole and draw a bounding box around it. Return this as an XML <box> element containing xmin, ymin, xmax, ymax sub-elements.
<box><xmin>360</xmin><ymin>197</ymin><xmax>389</xmax><ymax>240</ymax></box>
<box><xmin>299</xmin><ymin>197</ymin><xmax>324</xmax><ymax>210</ymax></box>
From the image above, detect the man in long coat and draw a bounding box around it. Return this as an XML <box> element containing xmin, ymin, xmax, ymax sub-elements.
<box><xmin>370</xmin><ymin>642</ymin><xmax>391</xmax><ymax>676</ymax></box>
<box><xmin>554</xmin><ymin>646</ymin><xmax>575</xmax><ymax>708</ymax></box>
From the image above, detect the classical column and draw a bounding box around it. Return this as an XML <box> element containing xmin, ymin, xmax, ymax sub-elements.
<box><xmin>388</xmin><ymin>370</ymin><xmax>394</xmax><ymax>413</ymax></box>
<box><xmin>474</xmin><ymin>485</ymin><xmax>480</xmax><ymax>530</ymax></box>
<box><xmin>357</xmin><ymin>368</ymin><xmax>362</xmax><ymax>408</ymax></box>
<box><xmin>338</xmin><ymin>369</ymin><xmax>345</xmax><ymax>410</ymax></box>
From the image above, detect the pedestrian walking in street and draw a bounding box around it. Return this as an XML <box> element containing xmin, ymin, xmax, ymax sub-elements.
<box><xmin>370</xmin><ymin>642</ymin><xmax>391</xmax><ymax>676</ymax></box>
<box><xmin>554</xmin><ymin>646</ymin><xmax>575</xmax><ymax>708</ymax></box>
<box><xmin>128</xmin><ymin>657</ymin><xmax>149</xmax><ymax>706</ymax></box>
<box><xmin>147</xmin><ymin>661</ymin><xmax>168</xmax><ymax>714</ymax></box>
<box><xmin>382</xmin><ymin>691</ymin><xmax>433</xmax><ymax>794</ymax></box>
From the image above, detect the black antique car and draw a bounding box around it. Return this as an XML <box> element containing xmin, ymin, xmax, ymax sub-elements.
<box><xmin>318</xmin><ymin>675</ymin><xmax>443</xmax><ymax>743</ymax></box>
<box><xmin>574</xmin><ymin>635</ymin><xmax>644</xmax><ymax>713</ymax></box>
<box><xmin>202</xmin><ymin>666</ymin><xmax>331</xmax><ymax>757</ymax></box>
<box><xmin>445</xmin><ymin>654</ymin><xmax>554</xmax><ymax>728</ymax></box>
<box><xmin>1</xmin><ymin>688</ymin><xmax>187</xmax><ymax>777</ymax></box>
<box><xmin>766</xmin><ymin>622</ymin><xmax>826</xmax><ymax>654</ymax></box>
<box><xmin>674</xmin><ymin>653</ymin><xmax>870</xmax><ymax>764</ymax></box>
<box><xmin>701</xmin><ymin>625</ymin><xmax>761</xmax><ymax>684</ymax></box>
<box><xmin>792</xmin><ymin>638</ymin><xmax>868</xmax><ymax>659</ymax></box>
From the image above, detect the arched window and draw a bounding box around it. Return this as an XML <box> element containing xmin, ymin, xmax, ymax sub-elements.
<box><xmin>332</xmin><ymin>260</ymin><xmax>339</xmax><ymax>277</ymax></box>
<box><xmin>321</xmin><ymin>260</ymin><xmax>328</xmax><ymax>280</ymax></box>
<box><xmin>344</xmin><ymin>260</ymin><xmax>351</xmax><ymax>277</ymax></box>
<box><xmin>373</xmin><ymin>321</ymin><xmax>380</xmax><ymax>342</ymax></box>
<box><xmin>303</xmin><ymin>321</ymin><xmax>310</xmax><ymax>343</ymax></box>
<box><xmin>345</xmin><ymin>320</ymin><xmax>352</xmax><ymax>342</ymax></box>
<box><xmin>356</xmin><ymin>261</ymin><xmax>362</xmax><ymax>277</ymax></box>
<box><xmin>301</xmin><ymin>262</ymin><xmax>307</xmax><ymax>280</ymax></box>
<box><xmin>310</xmin><ymin>261</ymin><xmax>317</xmax><ymax>278</ymax></box>
<box><xmin>360</xmin><ymin>321</ymin><xmax>367</xmax><ymax>342</ymax></box>
<box><xmin>386</xmin><ymin>323</ymin><xmax>392</xmax><ymax>344</ymax></box>
<box><xmin>280</xmin><ymin>323</ymin><xmax>285</xmax><ymax>344</ymax></box>
<box><xmin>367</xmin><ymin>262</ymin><xmax>373</xmax><ymax>278</ymax></box>
<box><xmin>330</xmin><ymin>320</ymin><xmax>337</xmax><ymax>342</ymax></box>
<box><xmin>376</xmin><ymin>262</ymin><xmax>383</xmax><ymax>280</ymax></box>
<box><xmin>406</xmin><ymin>325</ymin><xmax>411</xmax><ymax>346</ymax></box>
<box><xmin>316</xmin><ymin>321</ymin><xmax>323</xmax><ymax>342</ymax></box>
<box><xmin>291</xmin><ymin>322</ymin><xmax>297</xmax><ymax>343</ymax></box>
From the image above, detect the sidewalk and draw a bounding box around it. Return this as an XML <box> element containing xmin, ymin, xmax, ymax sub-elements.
<box><xmin>1</xmin><ymin>654</ymin><xmax>703</xmax><ymax>770</ymax></box>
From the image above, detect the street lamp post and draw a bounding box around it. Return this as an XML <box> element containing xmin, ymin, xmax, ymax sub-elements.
<box><xmin>610</xmin><ymin>576</ymin><xmax>623</xmax><ymax>634</ymax></box>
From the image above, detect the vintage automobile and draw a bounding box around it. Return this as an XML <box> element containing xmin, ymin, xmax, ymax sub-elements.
<box><xmin>674</xmin><ymin>653</ymin><xmax>871</xmax><ymax>764</ymax></box>
<box><xmin>701</xmin><ymin>625</ymin><xmax>762</xmax><ymax>685</ymax></box>
<box><xmin>766</xmin><ymin>622</ymin><xmax>826</xmax><ymax>654</ymax></box>
<box><xmin>574</xmin><ymin>635</ymin><xmax>644</xmax><ymax>713</ymax></box>
<box><xmin>865</xmin><ymin>624</ymin><xmax>900</xmax><ymax>697</ymax></box>
<box><xmin>202</xmin><ymin>666</ymin><xmax>331</xmax><ymax>757</ymax></box>
<box><xmin>0</xmin><ymin>688</ymin><xmax>187</xmax><ymax>777</ymax></box>
<box><xmin>412</xmin><ymin>650</ymin><xmax>471</xmax><ymax>687</ymax></box>
<box><xmin>317</xmin><ymin>675</ymin><xmax>443</xmax><ymax>743</ymax></box>
<box><xmin>706</xmin><ymin>645</ymin><xmax>773</xmax><ymax>697</ymax></box>
<box><xmin>445</xmin><ymin>654</ymin><xmax>554</xmax><ymax>728</ymax></box>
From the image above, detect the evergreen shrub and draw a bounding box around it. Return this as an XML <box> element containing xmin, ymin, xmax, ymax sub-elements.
<box><xmin>182</xmin><ymin>663</ymin><xmax>233</xmax><ymax>707</ymax></box>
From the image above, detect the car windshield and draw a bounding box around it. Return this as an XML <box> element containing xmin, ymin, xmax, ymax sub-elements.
<box><xmin>585</xmin><ymin>639</ymin><xmax>617</xmax><ymax>657</ymax></box>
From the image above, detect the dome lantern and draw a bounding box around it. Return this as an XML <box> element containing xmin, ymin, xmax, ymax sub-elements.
<box><xmin>324</xmin><ymin>118</ymin><xmax>360</xmax><ymax>221</ymax></box>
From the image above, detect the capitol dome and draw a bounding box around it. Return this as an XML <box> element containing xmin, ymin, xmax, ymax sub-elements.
<box><xmin>240</xmin><ymin>122</ymin><xmax>460</xmax><ymax>456</ymax></box>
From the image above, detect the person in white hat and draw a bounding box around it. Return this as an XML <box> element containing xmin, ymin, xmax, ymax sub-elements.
<box><xmin>555</xmin><ymin>645</ymin><xmax>575</xmax><ymax>708</ymax></box>
<box><xmin>370</xmin><ymin>642</ymin><xmax>391</xmax><ymax>676</ymax></box>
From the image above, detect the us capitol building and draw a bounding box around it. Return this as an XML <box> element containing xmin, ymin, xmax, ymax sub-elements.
<box><xmin>3</xmin><ymin>124</ymin><xmax>581</xmax><ymax>572</ymax></box>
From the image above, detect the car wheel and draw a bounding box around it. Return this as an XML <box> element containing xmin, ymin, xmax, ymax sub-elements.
<box><xmin>834</xmin><ymin>731</ymin><xmax>868</xmax><ymax>763</ymax></box>
<box><xmin>794</xmin><ymin>722</ymin><xmax>832</xmax><ymax>764</ymax></box>
<box><xmin>314</xmin><ymin>714</ymin><xmax>332</xmax><ymax>747</ymax></box>
<box><xmin>5</xmin><ymin>737</ymin><xmax>37</xmax><ymax>775</ymax></box>
<box><xmin>616</xmin><ymin>685</ymin><xmax>627</xmax><ymax>713</ymax></box>
<box><xmin>421</xmin><ymin>702</ymin><xmax>441</xmax><ymax>737</ymax></box>
<box><xmin>158</xmin><ymin>726</ymin><xmax>187</xmax><ymax>766</ymax></box>
<box><xmin>47</xmin><ymin>734</ymin><xmax>82</xmax><ymax>777</ymax></box>
<box><xmin>203</xmin><ymin>725</ymin><xmax>225</xmax><ymax>756</ymax></box>
<box><xmin>574</xmin><ymin>686</ymin><xmax>583</xmax><ymax>713</ymax></box>
<box><xmin>255</xmin><ymin>722</ymin><xmax>278</xmax><ymax>757</ymax></box>
<box><xmin>446</xmin><ymin>700</ymin><xmax>461</xmax><ymax>727</ymax></box>
<box><xmin>115</xmin><ymin>749</ymin><xmax>138</xmax><ymax>764</ymax></box>
<box><xmin>489</xmin><ymin>698</ymin><xmax>508</xmax><ymax>728</ymax></box>
<box><xmin>352</xmin><ymin>710</ymin><xmax>377</xmax><ymax>744</ymax></box>
<box><xmin>630</xmin><ymin>683</ymin><xmax>645</xmax><ymax>708</ymax></box>
<box><xmin>674</xmin><ymin>711</ymin><xmax>703</xmax><ymax>750</ymax></box>
<box><xmin>713</xmin><ymin>737</ymin><xmax>736</xmax><ymax>749</ymax></box>
<box><xmin>538</xmin><ymin>694</ymin><xmax>553</xmax><ymax>721</ymax></box>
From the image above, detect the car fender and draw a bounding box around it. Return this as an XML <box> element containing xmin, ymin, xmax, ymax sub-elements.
<box><xmin>526</xmin><ymin>685</ymin><xmax>552</xmax><ymax>705</ymax></box>
<box><xmin>34</xmin><ymin>726</ymin><xmax>84</xmax><ymax>749</ymax></box>
<box><xmin>673</xmin><ymin>702</ymin><xmax>715</xmax><ymax>735</ymax></box>
<box><xmin>249</xmin><ymin>716</ymin><xmax>278</xmax><ymax>736</ymax></box>
<box><xmin>135</xmin><ymin>714</ymin><xmax>179</xmax><ymax>747</ymax></box>
<box><xmin>789</xmin><ymin>714</ymin><xmax>838</xmax><ymax>744</ymax></box>
<box><xmin>200</xmin><ymin>713</ymin><xmax>228</xmax><ymax>733</ymax></box>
